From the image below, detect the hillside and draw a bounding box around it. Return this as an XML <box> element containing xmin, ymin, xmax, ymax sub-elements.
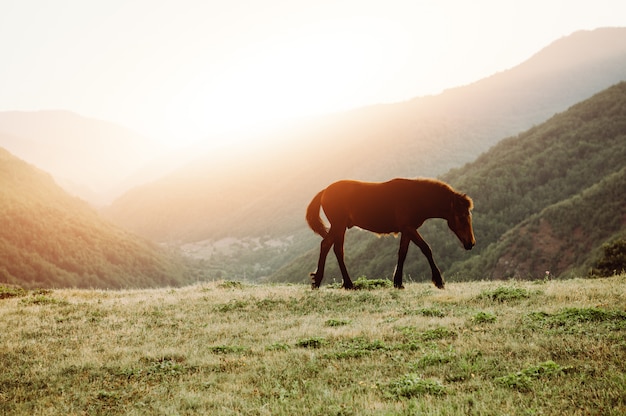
<box><xmin>279</xmin><ymin>82</ymin><xmax>626</xmax><ymax>284</ymax></box>
<box><xmin>443</xmin><ymin>82</ymin><xmax>626</xmax><ymax>279</ymax></box>
<box><xmin>0</xmin><ymin>111</ymin><xmax>166</xmax><ymax>205</ymax></box>
<box><xmin>104</xmin><ymin>28</ymin><xmax>626</xmax><ymax>282</ymax></box>
<box><xmin>484</xmin><ymin>167</ymin><xmax>626</xmax><ymax>279</ymax></box>
<box><xmin>0</xmin><ymin>147</ymin><xmax>194</xmax><ymax>289</ymax></box>
<box><xmin>1</xmin><ymin>276</ymin><xmax>625</xmax><ymax>415</ymax></box>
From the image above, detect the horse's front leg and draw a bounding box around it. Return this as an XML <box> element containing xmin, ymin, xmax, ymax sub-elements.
<box><xmin>310</xmin><ymin>235</ymin><xmax>333</xmax><ymax>289</ymax></box>
<box><xmin>406</xmin><ymin>229</ymin><xmax>444</xmax><ymax>289</ymax></box>
<box><xmin>393</xmin><ymin>233</ymin><xmax>411</xmax><ymax>289</ymax></box>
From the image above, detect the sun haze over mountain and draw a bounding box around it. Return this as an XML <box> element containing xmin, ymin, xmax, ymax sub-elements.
<box><xmin>1</xmin><ymin>1</ymin><xmax>625</xmax><ymax>148</ymax></box>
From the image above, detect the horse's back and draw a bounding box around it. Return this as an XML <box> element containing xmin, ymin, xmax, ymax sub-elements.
<box><xmin>321</xmin><ymin>179</ymin><xmax>413</xmax><ymax>233</ymax></box>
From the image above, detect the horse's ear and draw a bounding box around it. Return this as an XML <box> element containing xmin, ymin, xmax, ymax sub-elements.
<box><xmin>464</xmin><ymin>194</ymin><xmax>474</xmax><ymax>210</ymax></box>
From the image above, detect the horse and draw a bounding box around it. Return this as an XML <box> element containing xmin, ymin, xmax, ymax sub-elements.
<box><xmin>306</xmin><ymin>178</ymin><xmax>475</xmax><ymax>289</ymax></box>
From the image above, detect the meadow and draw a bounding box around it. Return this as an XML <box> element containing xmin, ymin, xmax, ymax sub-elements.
<box><xmin>1</xmin><ymin>275</ymin><xmax>625</xmax><ymax>415</ymax></box>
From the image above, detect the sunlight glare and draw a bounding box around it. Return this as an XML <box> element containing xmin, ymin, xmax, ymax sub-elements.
<box><xmin>166</xmin><ymin>16</ymin><xmax>410</xmax><ymax>145</ymax></box>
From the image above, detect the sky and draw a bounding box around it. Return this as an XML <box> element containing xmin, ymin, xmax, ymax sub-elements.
<box><xmin>1</xmin><ymin>0</ymin><xmax>625</xmax><ymax>148</ymax></box>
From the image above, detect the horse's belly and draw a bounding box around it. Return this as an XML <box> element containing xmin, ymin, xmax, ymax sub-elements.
<box><xmin>351</xmin><ymin>215</ymin><xmax>398</xmax><ymax>234</ymax></box>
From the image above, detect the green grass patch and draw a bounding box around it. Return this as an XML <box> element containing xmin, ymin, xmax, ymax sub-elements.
<box><xmin>526</xmin><ymin>307</ymin><xmax>626</xmax><ymax>332</ymax></box>
<box><xmin>208</xmin><ymin>345</ymin><xmax>249</xmax><ymax>354</ymax></box>
<box><xmin>266</xmin><ymin>342</ymin><xmax>290</xmax><ymax>351</ymax></box>
<box><xmin>471</xmin><ymin>311</ymin><xmax>497</xmax><ymax>324</ymax></box>
<box><xmin>214</xmin><ymin>299</ymin><xmax>249</xmax><ymax>312</ymax></box>
<box><xmin>495</xmin><ymin>360</ymin><xmax>568</xmax><ymax>392</ymax></box>
<box><xmin>324</xmin><ymin>318</ymin><xmax>351</xmax><ymax>327</ymax></box>
<box><xmin>384</xmin><ymin>374</ymin><xmax>446</xmax><ymax>398</ymax></box>
<box><xmin>0</xmin><ymin>285</ymin><xmax>27</xmax><ymax>299</ymax></box>
<box><xmin>327</xmin><ymin>276</ymin><xmax>392</xmax><ymax>290</ymax></box>
<box><xmin>478</xmin><ymin>286</ymin><xmax>536</xmax><ymax>302</ymax></box>
<box><xmin>20</xmin><ymin>294</ymin><xmax>69</xmax><ymax>306</ymax></box>
<box><xmin>413</xmin><ymin>350</ymin><xmax>456</xmax><ymax>369</ymax></box>
<box><xmin>406</xmin><ymin>307</ymin><xmax>447</xmax><ymax>317</ymax></box>
<box><xmin>398</xmin><ymin>325</ymin><xmax>458</xmax><ymax>342</ymax></box>
<box><xmin>217</xmin><ymin>280</ymin><xmax>245</xmax><ymax>289</ymax></box>
<box><xmin>324</xmin><ymin>337</ymin><xmax>388</xmax><ymax>359</ymax></box>
<box><xmin>353</xmin><ymin>277</ymin><xmax>392</xmax><ymax>290</ymax></box>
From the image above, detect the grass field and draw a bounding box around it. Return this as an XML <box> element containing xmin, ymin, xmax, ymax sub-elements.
<box><xmin>1</xmin><ymin>275</ymin><xmax>625</xmax><ymax>415</ymax></box>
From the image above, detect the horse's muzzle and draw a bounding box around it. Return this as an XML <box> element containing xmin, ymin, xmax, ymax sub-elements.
<box><xmin>464</xmin><ymin>241</ymin><xmax>475</xmax><ymax>250</ymax></box>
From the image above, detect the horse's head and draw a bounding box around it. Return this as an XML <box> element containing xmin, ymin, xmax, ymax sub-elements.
<box><xmin>448</xmin><ymin>193</ymin><xmax>475</xmax><ymax>250</ymax></box>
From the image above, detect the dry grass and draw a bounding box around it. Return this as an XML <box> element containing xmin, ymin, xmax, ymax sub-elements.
<box><xmin>1</xmin><ymin>275</ymin><xmax>625</xmax><ymax>415</ymax></box>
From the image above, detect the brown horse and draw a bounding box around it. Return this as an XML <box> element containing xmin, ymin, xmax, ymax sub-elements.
<box><xmin>306</xmin><ymin>178</ymin><xmax>475</xmax><ymax>289</ymax></box>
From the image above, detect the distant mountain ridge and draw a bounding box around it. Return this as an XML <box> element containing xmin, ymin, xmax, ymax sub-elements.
<box><xmin>0</xmin><ymin>110</ymin><xmax>166</xmax><ymax>205</ymax></box>
<box><xmin>103</xmin><ymin>28</ymin><xmax>626</xmax><ymax>282</ymax></box>
<box><xmin>0</xmin><ymin>147</ymin><xmax>193</xmax><ymax>289</ymax></box>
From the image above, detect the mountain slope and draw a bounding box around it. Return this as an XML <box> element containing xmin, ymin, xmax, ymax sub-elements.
<box><xmin>485</xmin><ymin>166</ymin><xmax>626</xmax><ymax>279</ymax></box>
<box><xmin>0</xmin><ymin>111</ymin><xmax>165</xmax><ymax>205</ymax></box>
<box><xmin>0</xmin><ymin>147</ymin><xmax>193</xmax><ymax>289</ymax></box>
<box><xmin>441</xmin><ymin>82</ymin><xmax>626</xmax><ymax>279</ymax></box>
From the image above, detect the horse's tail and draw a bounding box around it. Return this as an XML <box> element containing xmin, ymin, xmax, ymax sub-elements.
<box><xmin>306</xmin><ymin>190</ymin><xmax>329</xmax><ymax>238</ymax></box>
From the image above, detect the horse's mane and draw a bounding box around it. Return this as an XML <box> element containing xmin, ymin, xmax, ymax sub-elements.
<box><xmin>418</xmin><ymin>178</ymin><xmax>473</xmax><ymax>210</ymax></box>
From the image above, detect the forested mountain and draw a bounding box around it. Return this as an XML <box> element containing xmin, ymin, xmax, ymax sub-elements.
<box><xmin>0</xmin><ymin>147</ymin><xmax>194</xmax><ymax>289</ymax></box>
<box><xmin>0</xmin><ymin>111</ymin><xmax>165</xmax><ymax>205</ymax></box>
<box><xmin>273</xmin><ymin>82</ymin><xmax>626</xmax><ymax>283</ymax></box>
<box><xmin>104</xmin><ymin>28</ymin><xmax>626</xmax><ymax>282</ymax></box>
<box><xmin>443</xmin><ymin>82</ymin><xmax>626</xmax><ymax>279</ymax></box>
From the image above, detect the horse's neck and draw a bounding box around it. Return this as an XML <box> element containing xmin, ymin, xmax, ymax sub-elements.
<box><xmin>424</xmin><ymin>189</ymin><xmax>453</xmax><ymax>221</ymax></box>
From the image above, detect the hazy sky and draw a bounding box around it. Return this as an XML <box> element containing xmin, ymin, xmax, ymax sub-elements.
<box><xmin>1</xmin><ymin>0</ymin><xmax>625</xmax><ymax>146</ymax></box>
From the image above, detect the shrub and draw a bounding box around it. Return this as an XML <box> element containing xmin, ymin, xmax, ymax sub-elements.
<box><xmin>590</xmin><ymin>238</ymin><xmax>626</xmax><ymax>277</ymax></box>
<box><xmin>295</xmin><ymin>337</ymin><xmax>327</xmax><ymax>349</ymax></box>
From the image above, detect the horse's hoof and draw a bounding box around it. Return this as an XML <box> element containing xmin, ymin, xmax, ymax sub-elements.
<box><xmin>311</xmin><ymin>283</ymin><xmax>320</xmax><ymax>290</ymax></box>
<box><xmin>342</xmin><ymin>284</ymin><xmax>354</xmax><ymax>290</ymax></box>
<box><xmin>394</xmin><ymin>284</ymin><xmax>405</xmax><ymax>290</ymax></box>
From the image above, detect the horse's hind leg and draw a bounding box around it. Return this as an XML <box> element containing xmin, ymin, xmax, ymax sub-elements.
<box><xmin>311</xmin><ymin>235</ymin><xmax>333</xmax><ymax>289</ymax></box>
<box><xmin>332</xmin><ymin>228</ymin><xmax>354</xmax><ymax>289</ymax></box>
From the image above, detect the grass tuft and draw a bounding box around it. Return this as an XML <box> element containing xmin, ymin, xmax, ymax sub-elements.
<box><xmin>384</xmin><ymin>374</ymin><xmax>446</xmax><ymax>398</ymax></box>
<box><xmin>217</xmin><ymin>280</ymin><xmax>245</xmax><ymax>289</ymax></box>
<box><xmin>495</xmin><ymin>361</ymin><xmax>568</xmax><ymax>392</ymax></box>
<box><xmin>295</xmin><ymin>337</ymin><xmax>327</xmax><ymax>349</ymax></box>
<box><xmin>406</xmin><ymin>307</ymin><xmax>447</xmax><ymax>317</ymax></box>
<box><xmin>208</xmin><ymin>345</ymin><xmax>249</xmax><ymax>354</ymax></box>
<box><xmin>353</xmin><ymin>276</ymin><xmax>393</xmax><ymax>290</ymax></box>
<box><xmin>478</xmin><ymin>285</ymin><xmax>536</xmax><ymax>302</ymax></box>
<box><xmin>472</xmin><ymin>311</ymin><xmax>497</xmax><ymax>324</ymax></box>
<box><xmin>0</xmin><ymin>285</ymin><xmax>27</xmax><ymax>299</ymax></box>
<box><xmin>325</xmin><ymin>318</ymin><xmax>351</xmax><ymax>327</ymax></box>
